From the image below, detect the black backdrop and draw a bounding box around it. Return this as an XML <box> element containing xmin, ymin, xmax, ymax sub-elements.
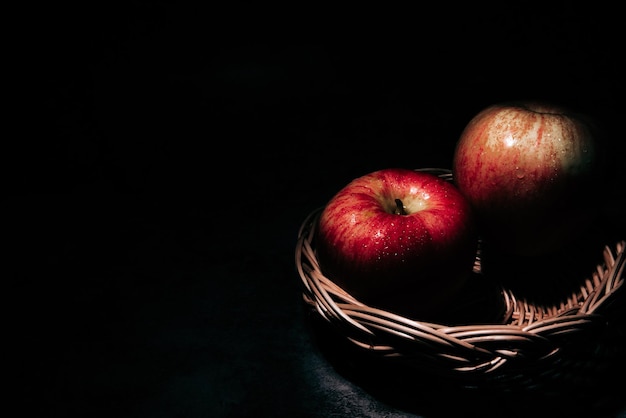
<box><xmin>11</xmin><ymin>3</ymin><xmax>626</xmax><ymax>417</ymax></box>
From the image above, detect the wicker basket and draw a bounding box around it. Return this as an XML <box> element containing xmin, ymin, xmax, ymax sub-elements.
<box><xmin>295</xmin><ymin>168</ymin><xmax>625</xmax><ymax>397</ymax></box>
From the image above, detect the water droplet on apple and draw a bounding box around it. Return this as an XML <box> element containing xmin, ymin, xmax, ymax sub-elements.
<box><xmin>515</xmin><ymin>166</ymin><xmax>525</xmax><ymax>179</ymax></box>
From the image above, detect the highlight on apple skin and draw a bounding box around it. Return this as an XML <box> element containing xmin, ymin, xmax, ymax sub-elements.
<box><xmin>452</xmin><ymin>101</ymin><xmax>602</xmax><ymax>257</ymax></box>
<box><xmin>314</xmin><ymin>168</ymin><xmax>479</xmax><ymax>321</ymax></box>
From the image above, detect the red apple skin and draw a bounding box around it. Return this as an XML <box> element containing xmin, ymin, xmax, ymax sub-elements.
<box><xmin>452</xmin><ymin>101</ymin><xmax>601</xmax><ymax>257</ymax></box>
<box><xmin>315</xmin><ymin>168</ymin><xmax>478</xmax><ymax>320</ymax></box>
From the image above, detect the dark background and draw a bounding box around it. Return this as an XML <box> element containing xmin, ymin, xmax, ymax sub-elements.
<box><xmin>10</xmin><ymin>3</ymin><xmax>626</xmax><ymax>417</ymax></box>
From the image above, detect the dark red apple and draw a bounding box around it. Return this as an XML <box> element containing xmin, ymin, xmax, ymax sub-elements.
<box><xmin>452</xmin><ymin>101</ymin><xmax>602</xmax><ymax>257</ymax></box>
<box><xmin>315</xmin><ymin>168</ymin><xmax>478</xmax><ymax>320</ymax></box>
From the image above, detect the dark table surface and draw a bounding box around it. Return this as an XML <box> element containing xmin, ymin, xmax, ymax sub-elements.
<box><xmin>12</xmin><ymin>4</ymin><xmax>626</xmax><ymax>417</ymax></box>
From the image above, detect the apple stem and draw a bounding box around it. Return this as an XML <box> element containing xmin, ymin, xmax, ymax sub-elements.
<box><xmin>394</xmin><ymin>198</ymin><xmax>407</xmax><ymax>215</ymax></box>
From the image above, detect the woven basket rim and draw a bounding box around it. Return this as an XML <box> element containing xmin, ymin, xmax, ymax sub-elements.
<box><xmin>295</xmin><ymin>168</ymin><xmax>625</xmax><ymax>389</ymax></box>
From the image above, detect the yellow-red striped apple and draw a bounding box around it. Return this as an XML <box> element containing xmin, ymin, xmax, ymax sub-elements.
<box><xmin>452</xmin><ymin>101</ymin><xmax>601</xmax><ymax>257</ymax></box>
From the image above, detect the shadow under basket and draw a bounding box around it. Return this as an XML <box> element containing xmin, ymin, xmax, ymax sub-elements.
<box><xmin>295</xmin><ymin>169</ymin><xmax>625</xmax><ymax>401</ymax></box>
